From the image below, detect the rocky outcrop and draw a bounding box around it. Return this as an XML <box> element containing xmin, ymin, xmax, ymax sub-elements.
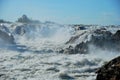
<box><xmin>96</xmin><ymin>56</ymin><xmax>120</xmax><ymax>80</ymax></box>
<box><xmin>17</xmin><ymin>15</ymin><xmax>32</xmax><ymax>23</ymax></box>
<box><xmin>61</xmin><ymin>29</ymin><xmax>120</xmax><ymax>54</ymax></box>
<box><xmin>17</xmin><ymin>15</ymin><xmax>40</xmax><ymax>23</ymax></box>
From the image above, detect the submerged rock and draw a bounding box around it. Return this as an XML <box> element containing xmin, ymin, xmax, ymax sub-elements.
<box><xmin>96</xmin><ymin>56</ymin><xmax>120</xmax><ymax>80</ymax></box>
<box><xmin>59</xmin><ymin>73</ymin><xmax>74</xmax><ymax>80</ymax></box>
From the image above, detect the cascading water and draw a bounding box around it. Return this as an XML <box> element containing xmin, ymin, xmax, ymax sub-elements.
<box><xmin>12</xmin><ymin>23</ymin><xmax>74</xmax><ymax>52</ymax></box>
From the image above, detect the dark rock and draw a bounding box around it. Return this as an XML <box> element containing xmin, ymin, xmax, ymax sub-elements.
<box><xmin>96</xmin><ymin>56</ymin><xmax>120</xmax><ymax>80</ymax></box>
<box><xmin>59</xmin><ymin>73</ymin><xmax>74</xmax><ymax>80</ymax></box>
<box><xmin>58</xmin><ymin>49</ymin><xmax>64</xmax><ymax>53</ymax></box>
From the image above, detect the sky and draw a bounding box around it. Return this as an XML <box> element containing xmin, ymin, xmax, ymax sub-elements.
<box><xmin>0</xmin><ymin>0</ymin><xmax>120</xmax><ymax>25</ymax></box>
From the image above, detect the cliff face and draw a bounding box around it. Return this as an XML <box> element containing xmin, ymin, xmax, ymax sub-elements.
<box><xmin>96</xmin><ymin>56</ymin><xmax>120</xmax><ymax>80</ymax></box>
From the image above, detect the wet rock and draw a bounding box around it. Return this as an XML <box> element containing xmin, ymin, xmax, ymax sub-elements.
<box><xmin>59</xmin><ymin>73</ymin><xmax>74</xmax><ymax>80</ymax></box>
<box><xmin>96</xmin><ymin>56</ymin><xmax>120</xmax><ymax>80</ymax></box>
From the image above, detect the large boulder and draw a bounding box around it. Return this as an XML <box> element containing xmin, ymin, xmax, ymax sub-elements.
<box><xmin>96</xmin><ymin>56</ymin><xmax>120</xmax><ymax>80</ymax></box>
